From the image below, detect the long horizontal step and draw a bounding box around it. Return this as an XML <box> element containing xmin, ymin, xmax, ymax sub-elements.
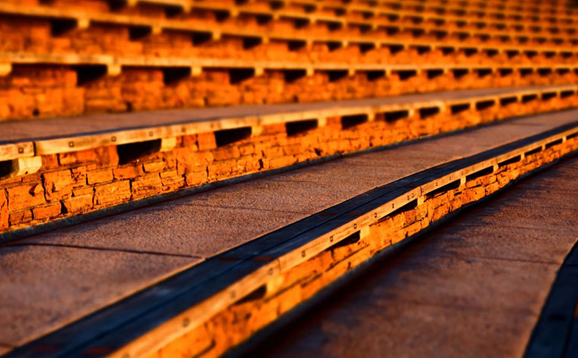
<box><xmin>226</xmin><ymin>0</ymin><xmax>578</xmax><ymax>34</ymax></box>
<box><xmin>1</xmin><ymin>85</ymin><xmax>576</xmax><ymax>159</ymax></box>
<box><xmin>4</xmin><ymin>110</ymin><xmax>578</xmax><ymax>357</ymax></box>
<box><xmin>0</xmin><ymin>3</ymin><xmax>577</xmax><ymax>61</ymax></box>
<box><xmin>278</xmin><ymin>0</ymin><xmax>577</xmax><ymax>30</ymax></box>
<box><xmin>2</xmin><ymin>53</ymin><xmax>576</xmax><ymax>79</ymax></box>
<box><xmin>30</xmin><ymin>0</ymin><xmax>577</xmax><ymax>37</ymax></box>
<box><xmin>2</xmin><ymin>109</ymin><xmax>578</xmax><ymax>356</ymax></box>
<box><xmin>252</xmin><ymin>152</ymin><xmax>578</xmax><ymax>358</ymax></box>
<box><xmin>298</xmin><ymin>0</ymin><xmax>578</xmax><ymax>22</ymax></box>
<box><xmin>255</xmin><ymin>0</ymin><xmax>578</xmax><ymax>23</ymax></box>
<box><xmin>1</xmin><ymin>85</ymin><xmax>577</xmax><ymax>237</ymax></box>
<box><xmin>4</xmin><ymin>1</ymin><xmax>574</xmax><ymax>47</ymax></box>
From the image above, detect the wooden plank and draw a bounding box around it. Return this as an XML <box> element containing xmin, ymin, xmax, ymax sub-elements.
<box><xmin>2</xmin><ymin>50</ymin><xmax>578</xmax><ymax>76</ymax></box>
<box><xmin>10</xmin><ymin>83</ymin><xmax>578</xmax><ymax>160</ymax></box>
<box><xmin>0</xmin><ymin>142</ymin><xmax>34</xmax><ymax>162</ymax></box>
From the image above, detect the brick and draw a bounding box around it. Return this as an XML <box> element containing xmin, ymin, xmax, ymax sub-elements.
<box><xmin>73</xmin><ymin>186</ymin><xmax>94</xmax><ymax>197</ymax></box>
<box><xmin>33</xmin><ymin>203</ymin><xmax>62</xmax><ymax>220</ymax></box>
<box><xmin>176</xmin><ymin>148</ymin><xmax>213</xmax><ymax>175</ymax></box>
<box><xmin>238</xmin><ymin>144</ymin><xmax>255</xmax><ymax>156</ymax></box>
<box><xmin>41</xmin><ymin>154</ymin><xmax>60</xmax><ymax>170</ymax></box>
<box><xmin>131</xmin><ymin>173</ymin><xmax>162</xmax><ymax>199</ymax></box>
<box><xmin>94</xmin><ymin>181</ymin><xmax>131</xmax><ymax>207</ymax></box>
<box><xmin>113</xmin><ymin>165</ymin><xmax>144</xmax><ymax>180</ymax></box>
<box><xmin>143</xmin><ymin>161</ymin><xmax>165</xmax><ymax>173</ymax></box>
<box><xmin>59</xmin><ymin>149</ymin><xmax>99</xmax><ymax>166</ymax></box>
<box><xmin>269</xmin><ymin>156</ymin><xmax>297</xmax><ymax>169</ymax></box>
<box><xmin>63</xmin><ymin>195</ymin><xmax>93</xmax><ymax>214</ymax></box>
<box><xmin>71</xmin><ymin>166</ymin><xmax>87</xmax><ymax>186</ymax></box>
<box><xmin>207</xmin><ymin>160</ymin><xmax>237</xmax><ymax>180</ymax></box>
<box><xmin>213</xmin><ymin>146</ymin><xmax>241</xmax><ymax>161</ymax></box>
<box><xmin>7</xmin><ymin>183</ymin><xmax>46</xmax><ymax>211</ymax></box>
<box><xmin>43</xmin><ymin>169</ymin><xmax>74</xmax><ymax>201</ymax></box>
<box><xmin>87</xmin><ymin>169</ymin><xmax>113</xmax><ymax>185</ymax></box>
<box><xmin>94</xmin><ymin>146</ymin><xmax>120</xmax><ymax>167</ymax></box>
<box><xmin>262</xmin><ymin>146</ymin><xmax>285</xmax><ymax>159</ymax></box>
<box><xmin>185</xmin><ymin>170</ymin><xmax>208</xmax><ymax>187</ymax></box>
<box><xmin>197</xmin><ymin>132</ymin><xmax>217</xmax><ymax>151</ymax></box>
<box><xmin>9</xmin><ymin>209</ymin><xmax>32</xmax><ymax>226</ymax></box>
<box><xmin>160</xmin><ymin>170</ymin><xmax>185</xmax><ymax>190</ymax></box>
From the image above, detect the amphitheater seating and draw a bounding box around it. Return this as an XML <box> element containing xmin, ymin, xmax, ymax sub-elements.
<box><xmin>1</xmin><ymin>0</ymin><xmax>578</xmax><ymax>236</ymax></box>
<box><xmin>2</xmin><ymin>1</ymin><xmax>578</xmax><ymax>357</ymax></box>
<box><xmin>1</xmin><ymin>0</ymin><xmax>578</xmax><ymax>122</ymax></box>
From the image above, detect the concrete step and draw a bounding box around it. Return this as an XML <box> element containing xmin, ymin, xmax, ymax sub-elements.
<box><xmin>2</xmin><ymin>85</ymin><xmax>577</xmax><ymax>238</ymax></box>
<box><xmin>250</xmin><ymin>147</ymin><xmax>578</xmax><ymax>358</ymax></box>
<box><xmin>2</xmin><ymin>109</ymin><xmax>578</xmax><ymax>357</ymax></box>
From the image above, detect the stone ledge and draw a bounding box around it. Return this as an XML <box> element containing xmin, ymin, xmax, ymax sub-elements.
<box><xmin>1</xmin><ymin>86</ymin><xmax>577</xmax><ymax>236</ymax></box>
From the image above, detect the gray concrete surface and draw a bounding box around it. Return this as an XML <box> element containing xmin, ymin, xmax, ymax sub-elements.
<box><xmin>0</xmin><ymin>246</ymin><xmax>198</xmax><ymax>348</ymax></box>
<box><xmin>0</xmin><ymin>85</ymin><xmax>564</xmax><ymax>142</ymax></box>
<box><xmin>2</xmin><ymin>108</ymin><xmax>578</xmax><ymax>349</ymax></box>
<box><xmin>256</xmin><ymin>156</ymin><xmax>578</xmax><ymax>358</ymax></box>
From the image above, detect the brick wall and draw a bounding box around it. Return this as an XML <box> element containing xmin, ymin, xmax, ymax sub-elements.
<box><xmin>1</xmin><ymin>94</ymin><xmax>577</xmax><ymax>234</ymax></box>
<box><xmin>0</xmin><ymin>12</ymin><xmax>573</xmax><ymax>65</ymax></box>
<box><xmin>1</xmin><ymin>65</ymin><xmax>576</xmax><ymax>121</ymax></box>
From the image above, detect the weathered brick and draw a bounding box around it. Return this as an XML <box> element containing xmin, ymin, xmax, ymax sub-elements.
<box><xmin>59</xmin><ymin>149</ymin><xmax>99</xmax><ymax>166</ymax></box>
<box><xmin>43</xmin><ymin>169</ymin><xmax>74</xmax><ymax>201</ymax></box>
<box><xmin>185</xmin><ymin>169</ymin><xmax>208</xmax><ymax>187</ymax></box>
<box><xmin>269</xmin><ymin>156</ymin><xmax>297</xmax><ymax>169</ymax></box>
<box><xmin>262</xmin><ymin>146</ymin><xmax>285</xmax><ymax>159</ymax></box>
<box><xmin>143</xmin><ymin>161</ymin><xmax>165</xmax><ymax>173</ymax></box>
<box><xmin>160</xmin><ymin>170</ymin><xmax>185</xmax><ymax>190</ymax></box>
<box><xmin>197</xmin><ymin>132</ymin><xmax>217</xmax><ymax>151</ymax></box>
<box><xmin>71</xmin><ymin>166</ymin><xmax>87</xmax><ymax>186</ymax></box>
<box><xmin>7</xmin><ymin>183</ymin><xmax>46</xmax><ymax>211</ymax></box>
<box><xmin>238</xmin><ymin>144</ymin><xmax>255</xmax><ymax>156</ymax></box>
<box><xmin>176</xmin><ymin>148</ymin><xmax>213</xmax><ymax>175</ymax></box>
<box><xmin>9</xmin><ymin>209</ymin><xmax>32</xmax><ymax>226</ymax></box>
<box><xmin>94</xmin><ymin>181</ymin><xmax>131</xmax><ymax>207</ymax></box>
<box><xmin>213</xmin><ymin>146</ymin><xmax>241</xmax><ymax>161</ymax></box>
<box><xmin>207</xmin><ymin>160</ymin><xmax>237</xmax><ymax>180</ymax></box>
<box><xmin>41</xmin><ymin>154</ymin><xmax>60</xmax><ymax>170</ymax></box>
<box><xmin>113</xmin><ymin>165</ymin><xmax>144</xmax><ymax>180</ymax></box>
<box><xmin>94</xmin><ymin>146</ymin><xmax>120</xmax><ymax>167</ymax></box>
<box><xmin>33</xmin><ymin>203</ymin><xmax>62</xmax><ymax>220</ymax></box>
<box><xmin>87</xmin><ymin>169</ymin><xmax>114</xmax><ymax>185</ymax></box>
<box><xmin>131</xmin><ymin>173</ymin><xmax>162</xmax><ymax>199</ymax></box>
<box><xmin>72</xmin><ymin>186</ymin><xmax>94</xmax><ymax>197</ymax></box>
<box><xmin>63</xmin><ymin>194</ymin><xmax>94</xmax><ymax>214</ymax></box>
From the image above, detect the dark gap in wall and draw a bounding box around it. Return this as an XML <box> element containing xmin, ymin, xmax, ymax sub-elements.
<box><xmin>117</xmin><ymin>140</ymin><xmax>161</xmax><ymax>165</ymax></box>
<box><xmin>286</xmin><ymin>120</ymin><xmax>318</xmax><ymax>136</ymax></box>
<box><xmin>215</xmin><ymin>127</ymin><xmax>252</xmax><ymax>147</ymax></box>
